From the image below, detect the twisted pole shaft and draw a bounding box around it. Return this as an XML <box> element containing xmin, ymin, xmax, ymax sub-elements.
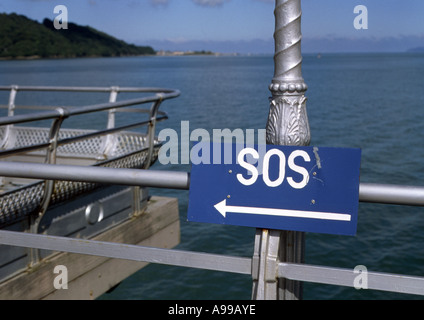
<box><xmin>272</xmin><ymin>0</ymin><xmax>305</xmax><ymax>90</ymax></box>
<box><xmin>267</xmin><ymin>0</ymin><xmax>310</xmax><ymax>146</ymax></box>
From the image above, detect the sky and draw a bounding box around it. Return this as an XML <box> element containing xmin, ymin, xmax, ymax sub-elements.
<box><xmin>1</xmin><ymin>0</ymin><xmax>424</xmax><ymax>53</ymax></box>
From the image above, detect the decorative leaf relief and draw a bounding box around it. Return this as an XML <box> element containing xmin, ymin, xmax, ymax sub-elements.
<box><xmin>266</xmin><ymin>100</ymin><xmax>280</xmax><ymax>144</ymax></box>
<box><xmin>287</xmin><ymin>102</ymin><xmax>300</xmax><ymax>145</ymax></box>
<box><xmin>266</xmin><ymin>96</ymin><xmax>310</xmax><ymax>146</ymax></box>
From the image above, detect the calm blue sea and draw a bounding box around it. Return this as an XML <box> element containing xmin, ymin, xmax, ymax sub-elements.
<box><xmin>1</xmin><ymin>53</ymin><xmax>424</xmax><ymax>300</ymax></box>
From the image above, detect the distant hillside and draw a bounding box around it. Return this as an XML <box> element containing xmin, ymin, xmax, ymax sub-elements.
<box><xmin>0</xmin><ymin>13</ymin><xmax>155</xmax><ymax>59</ymax></box>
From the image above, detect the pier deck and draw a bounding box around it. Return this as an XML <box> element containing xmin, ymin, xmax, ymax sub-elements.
<box><xmin>0</xmin><ymin>196</ymin><xmax>180</xmax><ymax>300</ymax></box>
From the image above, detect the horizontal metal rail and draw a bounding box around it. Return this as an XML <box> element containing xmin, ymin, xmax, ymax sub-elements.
<box><xmin>0</xmin><ymin>90</ymin><xmax>179</xmax><ymax>127</ymax></box>
<box><xmin>0</xmin><ymin>105</ymin><xmax>161</xmax><ymax>115</ymax></box>
<box><xmin>278</xmin><ymin>263</ymin><xmax>424</xmax><ymax>296</ymax></box>
<box><xmin>0</xmin><ymin>230</ymin><xmax>252</xmax><ymax>276</ymax></box>
<box><xmin>0</xmin><ymin>161</ymin><xmax>190</xmax><ymax>190</ymax></box>
<box><xmin>359</xmin><ymin>183</ymin><xmax>424</xmax><ymax>206</ymax></box>
<box><xmin>0</xmin><ymin>85</ymin><xmax>180</xmax><ymax>94</ymax></box>
<box><xmin>0</xmin><ymin>161</ymin><xmax>423</xmax><ymax>206</ymax></box>
<box><xmin>0</xmin><ymin>229</ymin><xmax>423</xmax><ymax>296</ymax></box>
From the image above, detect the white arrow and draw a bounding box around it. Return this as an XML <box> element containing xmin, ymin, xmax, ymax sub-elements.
<box><xmin>214</xmin><ymin>199</ymin><xmax>351</xmax><ymax>222</ymax></box>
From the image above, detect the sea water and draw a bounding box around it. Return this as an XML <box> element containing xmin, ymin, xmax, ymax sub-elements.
<box><xmin>1</xmin><ymin>53</ymin><xmax>423</xmax><ymax>300</ymax></box>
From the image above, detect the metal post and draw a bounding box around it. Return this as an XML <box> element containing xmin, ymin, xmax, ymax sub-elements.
<box><xmin>144</xmin><ymin>94</ymin><xmax>164</xmax><ymax>169</ymax></box>
<box><xmin>107</xmin><ymin>86</ymin><xmax>119</xmax><ymax>129</ymax></box>
<box><xmin>252</xmin><ymin>0</ymin><xmax>310</xmax><ymax>300</ymax></box>
<box><xmin>30</xmin><ymin>108</ymin><xmax>69</xmax><ymax>265</ymax></box>
<box><xmin>0</xmin><ymin>86</ymin><xmax>18</xmax><ymax>149</ymax></box>
<box><xmin>100</xmin><ymin>86</ymin><xmax>120</xmax><ymax>157</ymax></box>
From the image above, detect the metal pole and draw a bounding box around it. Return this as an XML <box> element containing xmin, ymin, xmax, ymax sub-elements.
<box><xmin>0</xmin><ymin>230</ymin><xmax>252</xmax><ymax>276</ymax></box>
<box><xmin>359</xmin><ymin>183</ymin><xmax>424</xmax><ymax>206</ymax></box>
<box><xmin>253</xmin><ymin>0</ymin><xmax>310</xmax><ymax>300</ymax></box>
<box><xmin>0</xmin><ymin>161</ymin><xmax>191</xmax><ymax>190</ymax></box>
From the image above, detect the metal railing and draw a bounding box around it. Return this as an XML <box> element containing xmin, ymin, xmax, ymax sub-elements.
<box><xmin>0</xmin><ymin>85</ymin><xmax>179</xmax><ymax>229</ymax></box>
<box><xmin>0</xmin><ymin>159</ymin><xmax>423</xmax><ymax>297</ymax></box>
<box><xmin>0</xmin><ymin>85</ymin><xmax>180</xmax><ymax>166</ymax></box>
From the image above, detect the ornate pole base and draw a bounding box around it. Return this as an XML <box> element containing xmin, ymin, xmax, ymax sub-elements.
<box><xmin>266</xmin><ymin>95</ymin><xmax>310</xmax><ymax>147</ymax></box>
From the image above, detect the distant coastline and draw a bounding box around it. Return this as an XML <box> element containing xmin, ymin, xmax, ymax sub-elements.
<box><xmin>156</xmin><ymin>50</ymin><xmax>215</xmax><ymax>57</ymax></box>
<box><xmin>0</xmin><ymin>53</ymin><xmax>156</xmax><ymax>61</ymax></box>
<box><xmin>0</xmin><ymin>51</ymin><xmax>222</xmax><ymax>61</ymax></box>
<box><xmin>0</xmin><ymin>13</ymin><xmax>155</xmax><ymax>60</ymax></box>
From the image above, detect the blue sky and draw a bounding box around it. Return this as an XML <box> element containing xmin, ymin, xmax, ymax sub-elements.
<box><xmin>1</xmin><ymin>0</ymin><xmax>424</xmax><ymax>53</ymax></box>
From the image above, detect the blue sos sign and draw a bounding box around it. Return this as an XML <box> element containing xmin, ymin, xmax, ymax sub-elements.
<box><xmin>188</xmin><ymin>143</ymin><xmax>361</xmax><ymax>236</ymax></box>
